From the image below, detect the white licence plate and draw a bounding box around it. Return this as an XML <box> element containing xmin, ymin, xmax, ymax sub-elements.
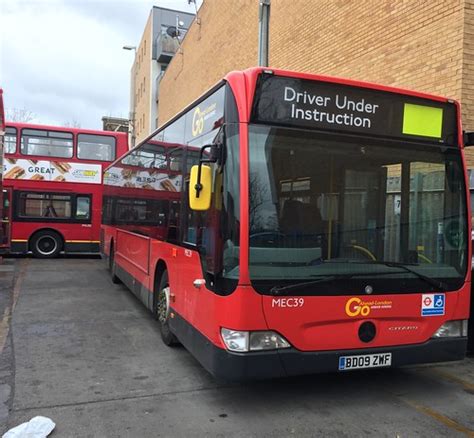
<box><xmin>338</xmin><ymin>353</ymin><xmax>392</xmax><ymax>371</ymax></box>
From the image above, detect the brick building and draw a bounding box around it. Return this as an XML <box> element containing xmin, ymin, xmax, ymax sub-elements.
<box><xmin>157</xmin><ymin>0</ymin><xmax>474</xmax><ymax>167</ymax></box>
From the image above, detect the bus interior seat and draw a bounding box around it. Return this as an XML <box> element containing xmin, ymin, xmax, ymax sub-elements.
<box><xmin>280</xmin><ymin>199</ymin><xmax>323</xmax><ymax>235</ymax></box>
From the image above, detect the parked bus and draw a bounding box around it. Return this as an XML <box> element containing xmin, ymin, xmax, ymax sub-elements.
<box><xmin>0</xmin><ymin>89</ymin><xmax>7</xmax><ymax>252</ymax></box>
<box><xmin>4</xmin><ymin>122</ymin><xmax>128</xmax><ymax>257</ymax></box>
<box><xmin>102</xmin><ymin>68</ymin><xmax>470</xmax><ymax>380</ymax></box>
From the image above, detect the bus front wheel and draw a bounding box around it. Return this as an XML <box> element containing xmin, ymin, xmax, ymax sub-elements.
<box><xmin>30</xmin><ymin>230</ymin><xmax>62</xmax><ymax>258</ymax></box>
<box><xmin>155</xmin><ymin>270</ymin><xmax>179</xmax><ymax>346</ymax></box>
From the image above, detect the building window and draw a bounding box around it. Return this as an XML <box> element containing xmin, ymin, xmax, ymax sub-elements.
<box><xmin>21</xmin><ymin>129</ymin><xmax>73</xmax><ymax>158</ymax></box>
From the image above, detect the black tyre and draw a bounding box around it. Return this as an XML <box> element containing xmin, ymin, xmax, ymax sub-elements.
<box><xmin>30</xmin><ymin>230</ymin><xmax>62</xmax><ymax>258</ymax></box>
<box><xmin>109</xmin><ymin>244</ymin><xmax>121</xmax><ymax>284</ymax></box>
<box><xmin>155</xmin><ymin>270</ymin><xmax>178</xmax><ymax>346</ymax></box>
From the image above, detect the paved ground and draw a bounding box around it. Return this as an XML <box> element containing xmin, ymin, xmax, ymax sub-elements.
<box><xmin>0</xmin><ymin>257</ymin><xmax>18</xmax><ymax>430</ymax></box>
<box><xmin>1</xmin><ymin>257</ymin><xmax>473</xmax><ymax>437</ymax></box>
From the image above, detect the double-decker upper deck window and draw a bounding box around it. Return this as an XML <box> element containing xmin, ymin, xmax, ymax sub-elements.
<box><xmin>5</xmin><ymin>127</ymin><xmax>17</xmax><ymax>154</ymax></box>
<box><xmin>21</xmin><ymin>129</ymin><xmax>73</xmax><ymax>158</ymax></box>
<box><xmin>77</xmin><ymin>134</ymin><xmax>116</xmax><ymax>161</ymax></box>
<box><xmin>121</xmin><ymin>143</ymin><xmax>167</xmax><ymax>169</ymax></box>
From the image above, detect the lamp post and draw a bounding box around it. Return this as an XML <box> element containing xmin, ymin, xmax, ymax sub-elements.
<box><xmin>258</xmin><ymin>0</ymin><xmax>270</xmax><ymax>67</ymax></box>
<box><xmin>123</xmin><ymin>45</ymin><xmax>137</xmax><ymax>148</ymax></box>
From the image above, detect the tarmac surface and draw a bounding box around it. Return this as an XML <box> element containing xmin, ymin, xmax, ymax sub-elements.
<box><xmin>1</xmin><ymin>257</ymin><xmax>473</xmax><ymax>437</ymax></box>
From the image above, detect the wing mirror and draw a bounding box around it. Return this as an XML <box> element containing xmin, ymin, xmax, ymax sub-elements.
<box><xmin>188</xmin><ymin>144</ymin><xmax>219</xmax><ymax>211</ymax></box>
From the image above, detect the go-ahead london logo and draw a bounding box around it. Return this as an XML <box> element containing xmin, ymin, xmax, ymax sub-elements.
<box><xmin>345</xmin><ymin>297</ymin><xmax>392</xmax><ymax>317</ymax></box>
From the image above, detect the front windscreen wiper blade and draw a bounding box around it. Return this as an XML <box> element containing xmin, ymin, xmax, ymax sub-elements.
<box><xmin>365</xmin><ymin>261</ymin><xmax>448</xmax><ymax>291</ymax></box>
<box><xmin>269</xmin><ymin>261</ymin><xmax>448</xmax><ymax>295</ymax></box>
<box><xmin>270</xmin><ymin>272</ymin><xmax>393</xmax><ymax>295</ymax></box>
<box><xmin>270</xmin><ymin>275</ymin><xmax>346</xmax><ymax>295</ymax></box>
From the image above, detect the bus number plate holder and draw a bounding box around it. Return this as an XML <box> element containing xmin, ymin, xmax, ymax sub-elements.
<box><xmin>338</xmin><ymin>353</ymin><xmax>392</xmax><ymax>371</ymax></box>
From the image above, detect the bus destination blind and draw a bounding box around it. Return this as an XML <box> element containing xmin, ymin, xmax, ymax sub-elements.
<box><xmin>251</xmin><ymin>74</ymin><xmax>457</xmax><ymax>145</ymax></box>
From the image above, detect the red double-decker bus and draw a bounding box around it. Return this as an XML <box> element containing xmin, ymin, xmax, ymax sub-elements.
<box><xmin>102</xmin><ymin>68</ymin><xmax>470</xmax><ymax>380</ymax></box>
<box><xmin>3</xmin><ymin>122</ymin><xmax>128</xmax><ymax>257</ymax></box>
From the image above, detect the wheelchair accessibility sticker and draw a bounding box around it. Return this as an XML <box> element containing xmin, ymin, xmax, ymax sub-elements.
<box><xmin>421</xmin><ymin>294</ymin><xmax>445</xmax><ymax>316</ymax></box>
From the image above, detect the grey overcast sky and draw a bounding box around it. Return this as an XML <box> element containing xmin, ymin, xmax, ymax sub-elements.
<box><xmin>0</xmin><ymin>0</ymin><xmax>201</xmax><ymax>129</ymax></box>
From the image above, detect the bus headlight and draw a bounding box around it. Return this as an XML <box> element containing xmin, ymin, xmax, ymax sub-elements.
<box><xmin>221</xmin><ymin>328</ymin><xmax>291</xmax><ymax>352</ymax></box>
<box><xmin>249</xmin><ymin>331</ymin><xmax>291</xmax><ymax>351</ymax></box>
<box><xmin>432</xmin><ymin>320</ymin><xmax>468</xmax><ymax>338</ymax></box>
<box><xmin>220</xmin><ymin>328</ymin><xmax>248</xmax><ymax>352</ymax></box>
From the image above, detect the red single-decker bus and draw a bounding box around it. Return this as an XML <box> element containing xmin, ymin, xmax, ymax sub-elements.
<box><xmin>102</xmin><ymin>68</ymin><xmax>470</xmax><ymax>380</ymax></box>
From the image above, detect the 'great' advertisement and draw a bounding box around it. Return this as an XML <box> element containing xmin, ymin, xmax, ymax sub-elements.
<box><xmin>4</xmin><ymin>158</ymin><xmax>102</xmax><ymax>184</ymax></box>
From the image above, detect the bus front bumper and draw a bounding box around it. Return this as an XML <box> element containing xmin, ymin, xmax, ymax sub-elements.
<box><xmin>203</xmin><ymin>337</ymin><xmax>467</xmax><ymax>381</ymax></box>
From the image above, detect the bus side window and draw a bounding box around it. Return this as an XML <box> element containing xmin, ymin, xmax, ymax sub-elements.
<box><xmin>44</xmin><ymin>204</ymin><xmax>58</xmax><ymax>218</ymax></box>
<box><xmin>76</xmin><ymin>196</ymin><xmax>91</xmax><ymax>220</ymax></box>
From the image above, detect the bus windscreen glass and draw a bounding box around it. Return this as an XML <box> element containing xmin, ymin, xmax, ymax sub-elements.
<box><xmin>247</xmin><ymin>124</ymin><xmax>467</xmax><ymax>295</ymax></box>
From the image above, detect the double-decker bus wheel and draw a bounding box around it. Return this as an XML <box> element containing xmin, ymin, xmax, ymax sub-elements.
<box><xmin>30</xmin><ymin>230</ymin><xmax>62</xmax><ymax>258</ymax></box>
<box><xmin>155</xmin><ymin>270</ymin><xmax>178</xmax><ymax>346</ymax></box>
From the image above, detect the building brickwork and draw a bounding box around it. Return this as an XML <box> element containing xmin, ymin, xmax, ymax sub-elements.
<box><xmin>157</xmin><ymin>0</ymin><xmax>259</xmax><ymax>124</ymax></box>
<box><xmin>157</xmin><ymin>0</ymin><xmax>474</xmax><ymax>167</ymax></box>
<box><xmin>462</xmin><ymin>0</ymin><xmax>474</xmax><ymax>168</ymax></box>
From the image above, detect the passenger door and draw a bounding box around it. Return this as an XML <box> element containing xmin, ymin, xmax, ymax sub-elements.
<box><xmin>0</xmin><ymin>188</ymin><xmax>11</xmax><ymax>249</ymax></box>
<box><xmin>75</xmin><ymin>194</ymin><xmax>93</xmax><ymax>244</ymax></box>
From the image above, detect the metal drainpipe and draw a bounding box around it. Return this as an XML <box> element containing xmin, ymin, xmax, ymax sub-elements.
<box><xmin>258</xmin><ymin>0</ymin><xmax>271</xmax><ymax>67</ymax></box>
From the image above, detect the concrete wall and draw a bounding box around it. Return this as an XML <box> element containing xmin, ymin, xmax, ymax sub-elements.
<box><xmin>132</xmin><ymin>8</ymin><xmax>195</xmax><ymax>144</ymax></box>
<box><xmin>133</xmin><ymin>11</ymin><xmax>153</xmax><ymax>144</ymax></box>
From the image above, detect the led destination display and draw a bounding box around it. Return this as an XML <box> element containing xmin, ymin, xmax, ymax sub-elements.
<box><xmin>251</xmin><ymin>74</ymin><xmax>458</xmax><ymax>145</ymax></box>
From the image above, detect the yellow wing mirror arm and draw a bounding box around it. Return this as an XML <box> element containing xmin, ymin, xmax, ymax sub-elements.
<box><xmin>194</xmin><ymin>144</ymin><xmax>217</xmax><ymax>198</ymax></box>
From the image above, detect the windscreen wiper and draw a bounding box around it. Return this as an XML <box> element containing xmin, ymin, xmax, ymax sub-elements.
<box><xmin>269</xmin><ymin>272</ymin><xmax>394</xmax><ymax>295</ymax></box>
<box><xmin>270</xmin><ymin>275</ymin><xmax>347</xmax><ymax>295</ymax></box>
<box><xmin>363</xmin><ymin>261</ymin><xmax>448</xmax><ymax>292</ymax></box>
<box><xmin>269</xmin><ymin>261</ymin><xmax>448</xmax><ymax>295</ymax></box>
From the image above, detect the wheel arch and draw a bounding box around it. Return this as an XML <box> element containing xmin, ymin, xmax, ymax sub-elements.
<box><xmin>152</xmin><ymin>259</ymin><xmax>168</xmax><ymax>310</ymax></box>
<box><xmin>153</xmin><ymin>259</ymin><xmax>168</xmax><ymax>294</ymax></box>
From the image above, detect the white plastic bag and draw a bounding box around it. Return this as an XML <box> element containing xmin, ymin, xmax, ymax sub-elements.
<box><xmin>3</xmin><ymin>416</ymin><xmax>55</xmax><ymax>438</ymax></box>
